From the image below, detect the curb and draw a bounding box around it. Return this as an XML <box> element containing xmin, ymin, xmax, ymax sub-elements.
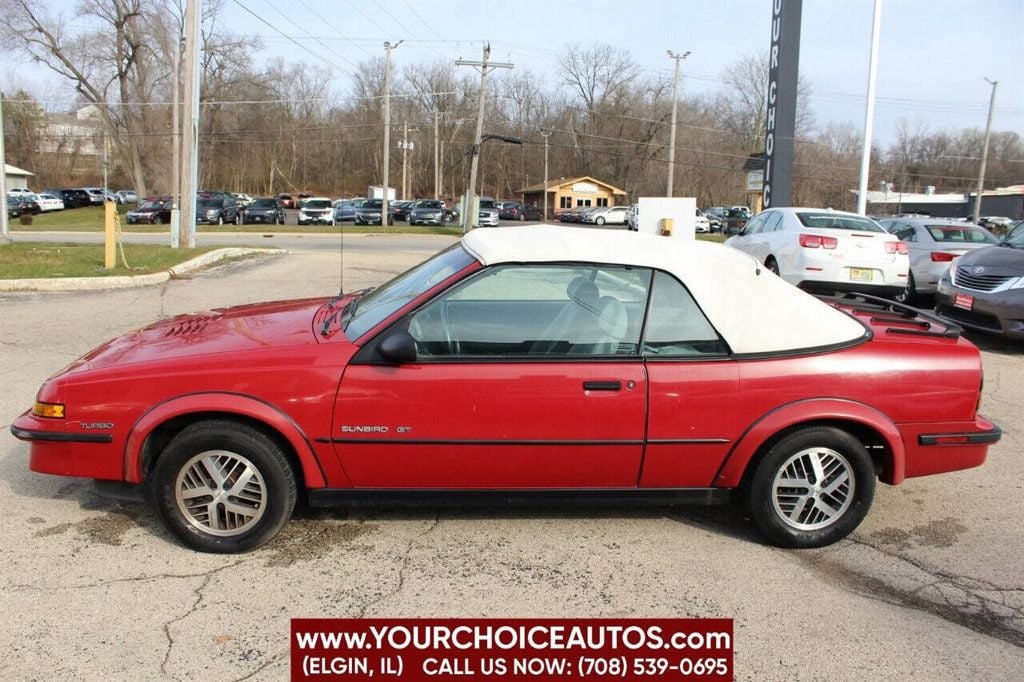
<box><xmin>0</xmin><ymin>247</ymin><xmax>283</xmax><ymax>292</ymax></box>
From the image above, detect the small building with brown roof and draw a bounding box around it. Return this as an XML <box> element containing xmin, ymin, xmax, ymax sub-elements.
<box><xmin>516</xmin><ymin>176</ymin><xmax>628</xmax><ymax>217</ymax></box>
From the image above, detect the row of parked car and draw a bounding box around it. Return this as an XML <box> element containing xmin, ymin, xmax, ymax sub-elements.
<box><xmin>720</xmin><ymin>206</ymin><xmax>1024</xmax><ymax>340</ymax></box>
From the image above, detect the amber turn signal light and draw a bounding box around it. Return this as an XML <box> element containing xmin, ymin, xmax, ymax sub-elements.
<box><xmin>32</xmin><ymin>401</ymin><xmax>65</xmax><ymax>419</ymax></box>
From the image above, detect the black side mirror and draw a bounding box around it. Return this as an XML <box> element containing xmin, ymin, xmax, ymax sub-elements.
<box><xmin>378</xmin><ymin>329</ymin><xmax>418</xmax><ymax>363</ymax></box>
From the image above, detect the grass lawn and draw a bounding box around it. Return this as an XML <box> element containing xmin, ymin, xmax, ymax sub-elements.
<box><xmin>0</xmin><ymin>242</ymin><xmax>218</xmax><ymax>279</ymax></box>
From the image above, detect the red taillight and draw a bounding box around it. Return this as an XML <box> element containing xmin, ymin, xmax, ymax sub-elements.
<box><xmin>799</xmin><ymin>234</ymin><xmax>838</xmax><ymax>249</ymax></box>
<box><xmin>885</xmin><ymin>241</ymin><xmax>910</xmax><ymax>255</ymax></box>
<box><xmin>933</xmin><ymin>436</ymin><xmax>970</xmax><ymax>445</ymax></box>
<box><xmin>931</xmin><ymin>251</ymin><xmax>957</xmax><ymax>262</ymax></box>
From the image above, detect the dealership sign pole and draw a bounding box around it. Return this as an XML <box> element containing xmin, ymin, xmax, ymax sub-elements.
<box><xmin>762</xmin><ymin>0</ymin><xmax>802</xmax><ymax>209</ymax></box>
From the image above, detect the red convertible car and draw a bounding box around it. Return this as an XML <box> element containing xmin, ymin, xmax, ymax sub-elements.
<box><xmin>12</xmin><ymin>227</ymin><xmax>999</xmax><ymax>552</ymax></box>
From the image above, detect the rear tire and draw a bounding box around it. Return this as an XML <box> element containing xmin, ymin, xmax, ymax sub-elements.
<box><xmin>747</xmin><ymin>426</ymin><xmax>875</xmax><ymax>548</ymax></box>
<box><xmin>150</xmin><ymin>421</ymin><xmax>297</xmax><ymax>553</ymax></box>
<box><xmin>596</xmin><ymin>216</ymin><xmax>606</xmax><ymax>225</ymax></box>
<box><xmin>894</xmin><ymin>271</ymin><xmax>916</xmax><ymax>305</ymax></box>
<box><xmin>765</xmin><ymin>257</ymin><xmax>780</xmax><ymax>276</ymax></box>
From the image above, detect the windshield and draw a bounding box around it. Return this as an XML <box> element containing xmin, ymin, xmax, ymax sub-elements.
<box><xmin>139</xmin><ymin>200</ymin><xmax>165</xmax><ymax>210</ymax></box>
<box><xmin>361</xmin><ymin>200</ymin><xmax>382</xmax><ymax>209</ymax></box>
<box><xmin>304</xmin><ymin>199</ymin><xmax>331</xmax><ymax>209</ymax></box>
<box><xmin>1003</xmin><ymin>229</ymin><xmax>1024</xmax><ymax>249</ymax></box>
<box><xmin>925</xmin><ymin>225</ymin><xmax>998</xmax><ymax>244</ymax></box>
<box><xmin>479</xmin><ymin>200</ymin><xmax>496</xmax><ymax>209</ymax></box>
<box><xmin>415</xmin><ymin>200</ymin><xmax>442</xmax><ymax>209</ymax></box>
<box><xmin>796</xmin><ymin>212</ymin><xmax>884</xmax><ymax>232</ymax></box>
<box><xmin>344</xmin><ymin>245</ymin><xmax>476</xmax><ymax>339</ymax></box>
<box><xmin>251</xmin><ymin>198</ymin><xmax>277</xmax><ymax>208</ymax></box>
<box><xmin>198</xmin><ymin>198</ymin><xmax>221</xmax><ymax>208</ymax></box>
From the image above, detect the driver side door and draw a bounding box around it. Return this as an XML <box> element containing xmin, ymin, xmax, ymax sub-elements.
<box><xmin>335</xmin><ymin>264</ymin><xmax>651</xmax><ymax>489</ymax></box>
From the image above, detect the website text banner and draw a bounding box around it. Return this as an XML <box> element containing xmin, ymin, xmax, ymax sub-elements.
<box><xmin>291</xmin><ymin>618</ymin><xmax>733</xmax><ymax>680</ymax></box>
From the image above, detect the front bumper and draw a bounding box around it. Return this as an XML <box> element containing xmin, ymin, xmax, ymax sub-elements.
<box><xmin>11</xmin><ymin>411</ymin><xmax>122</xmax><ymax>480</ymax></box>
<box><xmin>126</xmin><ymin>214</ymin><xmax>158</xmax><ymax>224</ymax></box>
<box><xmin>410</xmin><ymin>214</ymin><xmax>445</xmax><ymax>225</ymax></box>
<box><xmin>298</xmin><ymin>213</ymin><xmax>334</xmax><ymax>225</ymax></box>
<box><xmin>477</xmin><ymin>214</ymin><xmax>499</xmax><ymax>227</ymax></box>
<box><xmin>243</xmin><ymin>212</ymin><xmax>278</xmax><ymax>224</ymax></box>
<box><xmin>935</xmin><ymin>280</ymin><xmax>1024</xmax><ymax>339</ymax></box>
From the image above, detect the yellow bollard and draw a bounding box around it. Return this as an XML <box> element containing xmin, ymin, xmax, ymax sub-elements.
<box><xmin>104</xmin><ymin>200</ymin><xmax>116</xmax><ymax>269</ymax></box>
<box><xmin>660</xmin><ymin>217</ymin><xmax>674</xmax><ymax>236</ymax></box>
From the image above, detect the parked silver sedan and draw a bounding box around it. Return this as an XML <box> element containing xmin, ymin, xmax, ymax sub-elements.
<box><xmin>880</xmin><ymin>218</ymin><xmax>998</xmax><ymax>303</ymax></box>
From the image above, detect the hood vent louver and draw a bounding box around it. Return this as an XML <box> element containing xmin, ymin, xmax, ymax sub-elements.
<box><xmin>164</xmin><ymin>314</ymin><xmax>219</xmax><ymax>337</ymax></box>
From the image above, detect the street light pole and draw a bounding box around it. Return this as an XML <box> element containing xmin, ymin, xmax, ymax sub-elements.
<box><xmin>666</xmin><ymin>50</ymin><xmax>690</xmax><ymax>198</ymax></box>
<box><xmin>382</xmin><ymin>40</ymin><xmax>402</xmax><ymax>227</ymax></box>
<box><xmin>456</xmin><ymin>44</ymin><xmax>513</xmax><ymax>231</ymax></box>
<box><xmin>973</xmin><ymin>78</ymin><xmax>999</xmax><ymax>225</ymax></box>
<box><xmin>856</xmin><ymin>0</ymin><xmax>882</xmax><ymax>216</ymax></box>
<box><xmin>540</xmin><ymin>129</ymin><xmax>551</xmax><ymax>221</ymax></box>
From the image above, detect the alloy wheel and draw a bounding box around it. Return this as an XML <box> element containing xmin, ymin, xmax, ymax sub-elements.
<box><xmin>175</xmin><ymin>450</ymin><xmax>267</xmax><ymax>537</ymax></box>
<box><xmin>771</xmin><ymin>447</ymin><xmax>854</xmax><ymax>531</ymax></box>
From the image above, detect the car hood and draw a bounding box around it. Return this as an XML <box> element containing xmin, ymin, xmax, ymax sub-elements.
<box><xmin>130</xmin><ymin>207</ymin><xmax>162</xmax><ymax>214</ymax></box>
<box><xmin>955</xmin><ymin>245</ymin><xmax>1024</xmax><ymax>274</ymax></box>
<box><xmin>65</xmin><ymin>298</ymin><xmax>328</xmax><ymax>374</ymax></box>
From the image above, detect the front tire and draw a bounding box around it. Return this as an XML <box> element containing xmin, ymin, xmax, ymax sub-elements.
<box><xmin>765</xmin><ymin>257</ymin><xmax>780</xmax><ymax>276</ymax></box>
<box><xmin>747</xmin><ymin>426</ymin><xmax>875</xmax><ymax>548</ymax></box>
<box><xmin>150</xmin><ymin>421</ymin><xmax>297</xmax><ymax>553</ymax></box>
<box><xmin>596</xmin><ymin>216</ymin><xmax>606</xmax><ymax>225</ymax></box>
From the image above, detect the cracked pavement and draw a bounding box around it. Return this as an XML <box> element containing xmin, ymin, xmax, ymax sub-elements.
<box><xmin>1</xmin><ymin>234</ymin><xmax>1022</xmax><ymax>679</ymax></box>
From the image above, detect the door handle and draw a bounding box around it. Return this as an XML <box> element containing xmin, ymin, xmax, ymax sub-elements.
<box><xmin>583</xmin><ymin>380</ymin><xmax>622</xmax><ymax>391</ymax></box>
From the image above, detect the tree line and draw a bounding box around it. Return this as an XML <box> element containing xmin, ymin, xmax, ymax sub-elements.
<box><xmin>2</xmin><ymin>0</ymin><xmax>1020</xmax><ymax>209</ymax></box>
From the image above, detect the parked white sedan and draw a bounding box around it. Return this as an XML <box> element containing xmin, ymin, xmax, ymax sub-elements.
<box><xmin>726</xmin><ymin>208</ymin><xmax>909</xmax><ymax>298</ymax></box>
<box><xmin>581</xmin><ymin>206</ymin><xmax>630</xmax><ymax>226</ymax></box>
<box><xmin>35</xmin><ymin>193</ymin><xmax>65</xmax><ymax>212</ymax></box>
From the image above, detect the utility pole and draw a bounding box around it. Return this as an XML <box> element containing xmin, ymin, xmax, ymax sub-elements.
<box><xmin>973</xmin><ymin>78</ymin><xmax>999</xmax><ymax>225</ymax></box>
<box><xmin>179</xmin><ymin>0</ymin><xmax>201</xmax><ymax>248</ymax></box>
<box><xmin>856</xmin><ymin>0</ymin><xmax>882</xmax><ymax>215</ymax></box>
<box><xmin>171</xmin><ymin>35</ymin><xmax>181</xmax><ymax>247</ymax></box>
<box><xmin>382</xmin><ymin>40</ymin><xmax>402</xmax><ymax>227</ymax></box>
<box><xmin>540</xmin><ymin>129</ymin><xmax>551</xmax><ymax>220</ymax></box>
<box><xmin>456</xmin><ymin>43</ymin><xmax>513</xmax><ymax>231</ymax></box>
<box><xmin>399</xmin><ymin>121</ymin><xmax>416</xmax><ymax>200</ymax></box>
<box><xmin>0</xmin><ymin>89</ymin><xmax>9</xmax><ymax>241</ymax></box>
<box><xmin>666</xmin><ymin>50</ymin><xmax>690</xmax><ymax>197</ymax></box>
<box><xmin>433</xmin><ymin>108</ymin><xmax>440</xmax><ymax>200</ymax></box>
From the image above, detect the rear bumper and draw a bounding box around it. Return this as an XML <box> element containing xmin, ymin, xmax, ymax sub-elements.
<box><xmin>899</xmin><ymin>416</ymin><xmax>1000</xmax><ymax>480</ymax></box>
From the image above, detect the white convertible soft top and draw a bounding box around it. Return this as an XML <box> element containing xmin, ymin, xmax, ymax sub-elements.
<box><xmin>461</xmin><ymin>226</ymin><xmax>867</xmax><ymax>354</ymax></box>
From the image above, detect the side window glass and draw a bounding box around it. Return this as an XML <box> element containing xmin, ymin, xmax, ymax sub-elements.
<box><xmin>408</xmin><ymin>265</ymin><xmax>650</xmax><ymax>358</ymax></box>
<box><xmin>642</xmin><ymin>271</ymin><xmax>728</xmax><ymax>357</ymax></box>
<box><xmin>744</xmin><ymin>214</ymin><xmax>766</xmax><ymax>234</ymax></box>
<box><xmin>764</xmin><ymin>211</ymin><xmax>783</xmax><ymax>232</ymax></box>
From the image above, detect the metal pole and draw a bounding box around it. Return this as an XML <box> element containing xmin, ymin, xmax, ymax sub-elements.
<box><xmin>433</xmin><ymin>109</ymin><xmax>440</xmax><ymax>200</ymax></box>
<box><xmin>0</xmin><ymin>89</ymin><xmax>9</xmax><ymax>241</ymax></box>
<box><xmin>180</xmin><ymin>0</ymin><xmax>201</xmax><ymax>248</ymax></box>
<box><xmin>541</xmin><ymin>129</ymin><xmax>551</xmax><ymax>221</ymax></box>
<box><xmin>382</xmin><ymin>40</ymin><xmax>401</xmax><ymax>227</ymax></box>
<box><xmin>973</xmin><ymin>78</ymin><xmax>998</xmax><ymax>225</ymax></box>
<box><xmin>401</xmin><ymin>121</ymin><xmax>408</xmax><ymax>200</ymax></box>
<box><xmin>856</xmin><ymin>0</ymin><xmax>882</xmax><ymax>215</ymax></box>
<box><xmin>171</xmin><ymin>36</ymin><xmax>181</xmax><ymax>247</ymax></box>
<box><xmin>666</xmin><ymin>50</ymin><xmax>689</xmax><ymax>197</ymax></box>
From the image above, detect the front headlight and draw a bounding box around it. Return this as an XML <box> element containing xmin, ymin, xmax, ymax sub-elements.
<box><xmin>1009</xmin><ymin>276</ymin><xmax>1024</xmax><ymax>290</ymax></box>
<box><xmin>206</xmin><ymin>209</ymin><xmax>217</xmax><ymax>218</ymax></box>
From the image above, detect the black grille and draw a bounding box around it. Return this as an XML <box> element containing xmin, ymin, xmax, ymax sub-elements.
<box><xmin>953</xmin><ymin>269</ymin><xmax>1013</xmax><ymax>292</ymax></box>
<box><xmin>936</xmin><ymin>304</ymin><xmax>1002</xmax><ymax>332</ymax></box>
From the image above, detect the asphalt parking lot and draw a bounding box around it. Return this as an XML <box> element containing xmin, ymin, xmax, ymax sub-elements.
<box><xmin>1</xmin><ymin>235</ymin><xmax>1022</xmax><ymax>680</ymax></box>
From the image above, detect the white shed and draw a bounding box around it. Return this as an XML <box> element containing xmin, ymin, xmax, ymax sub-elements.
<box><xmin>4</xmin><ymin>164</ymin><xmax>34</xmax><ymax>191</ymax></box>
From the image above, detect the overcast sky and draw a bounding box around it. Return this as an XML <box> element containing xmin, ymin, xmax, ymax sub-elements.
<box><xmin>5</xmin><ymin>0</ymin><xmax>1022</xmax><ymax>146</ymax></box>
